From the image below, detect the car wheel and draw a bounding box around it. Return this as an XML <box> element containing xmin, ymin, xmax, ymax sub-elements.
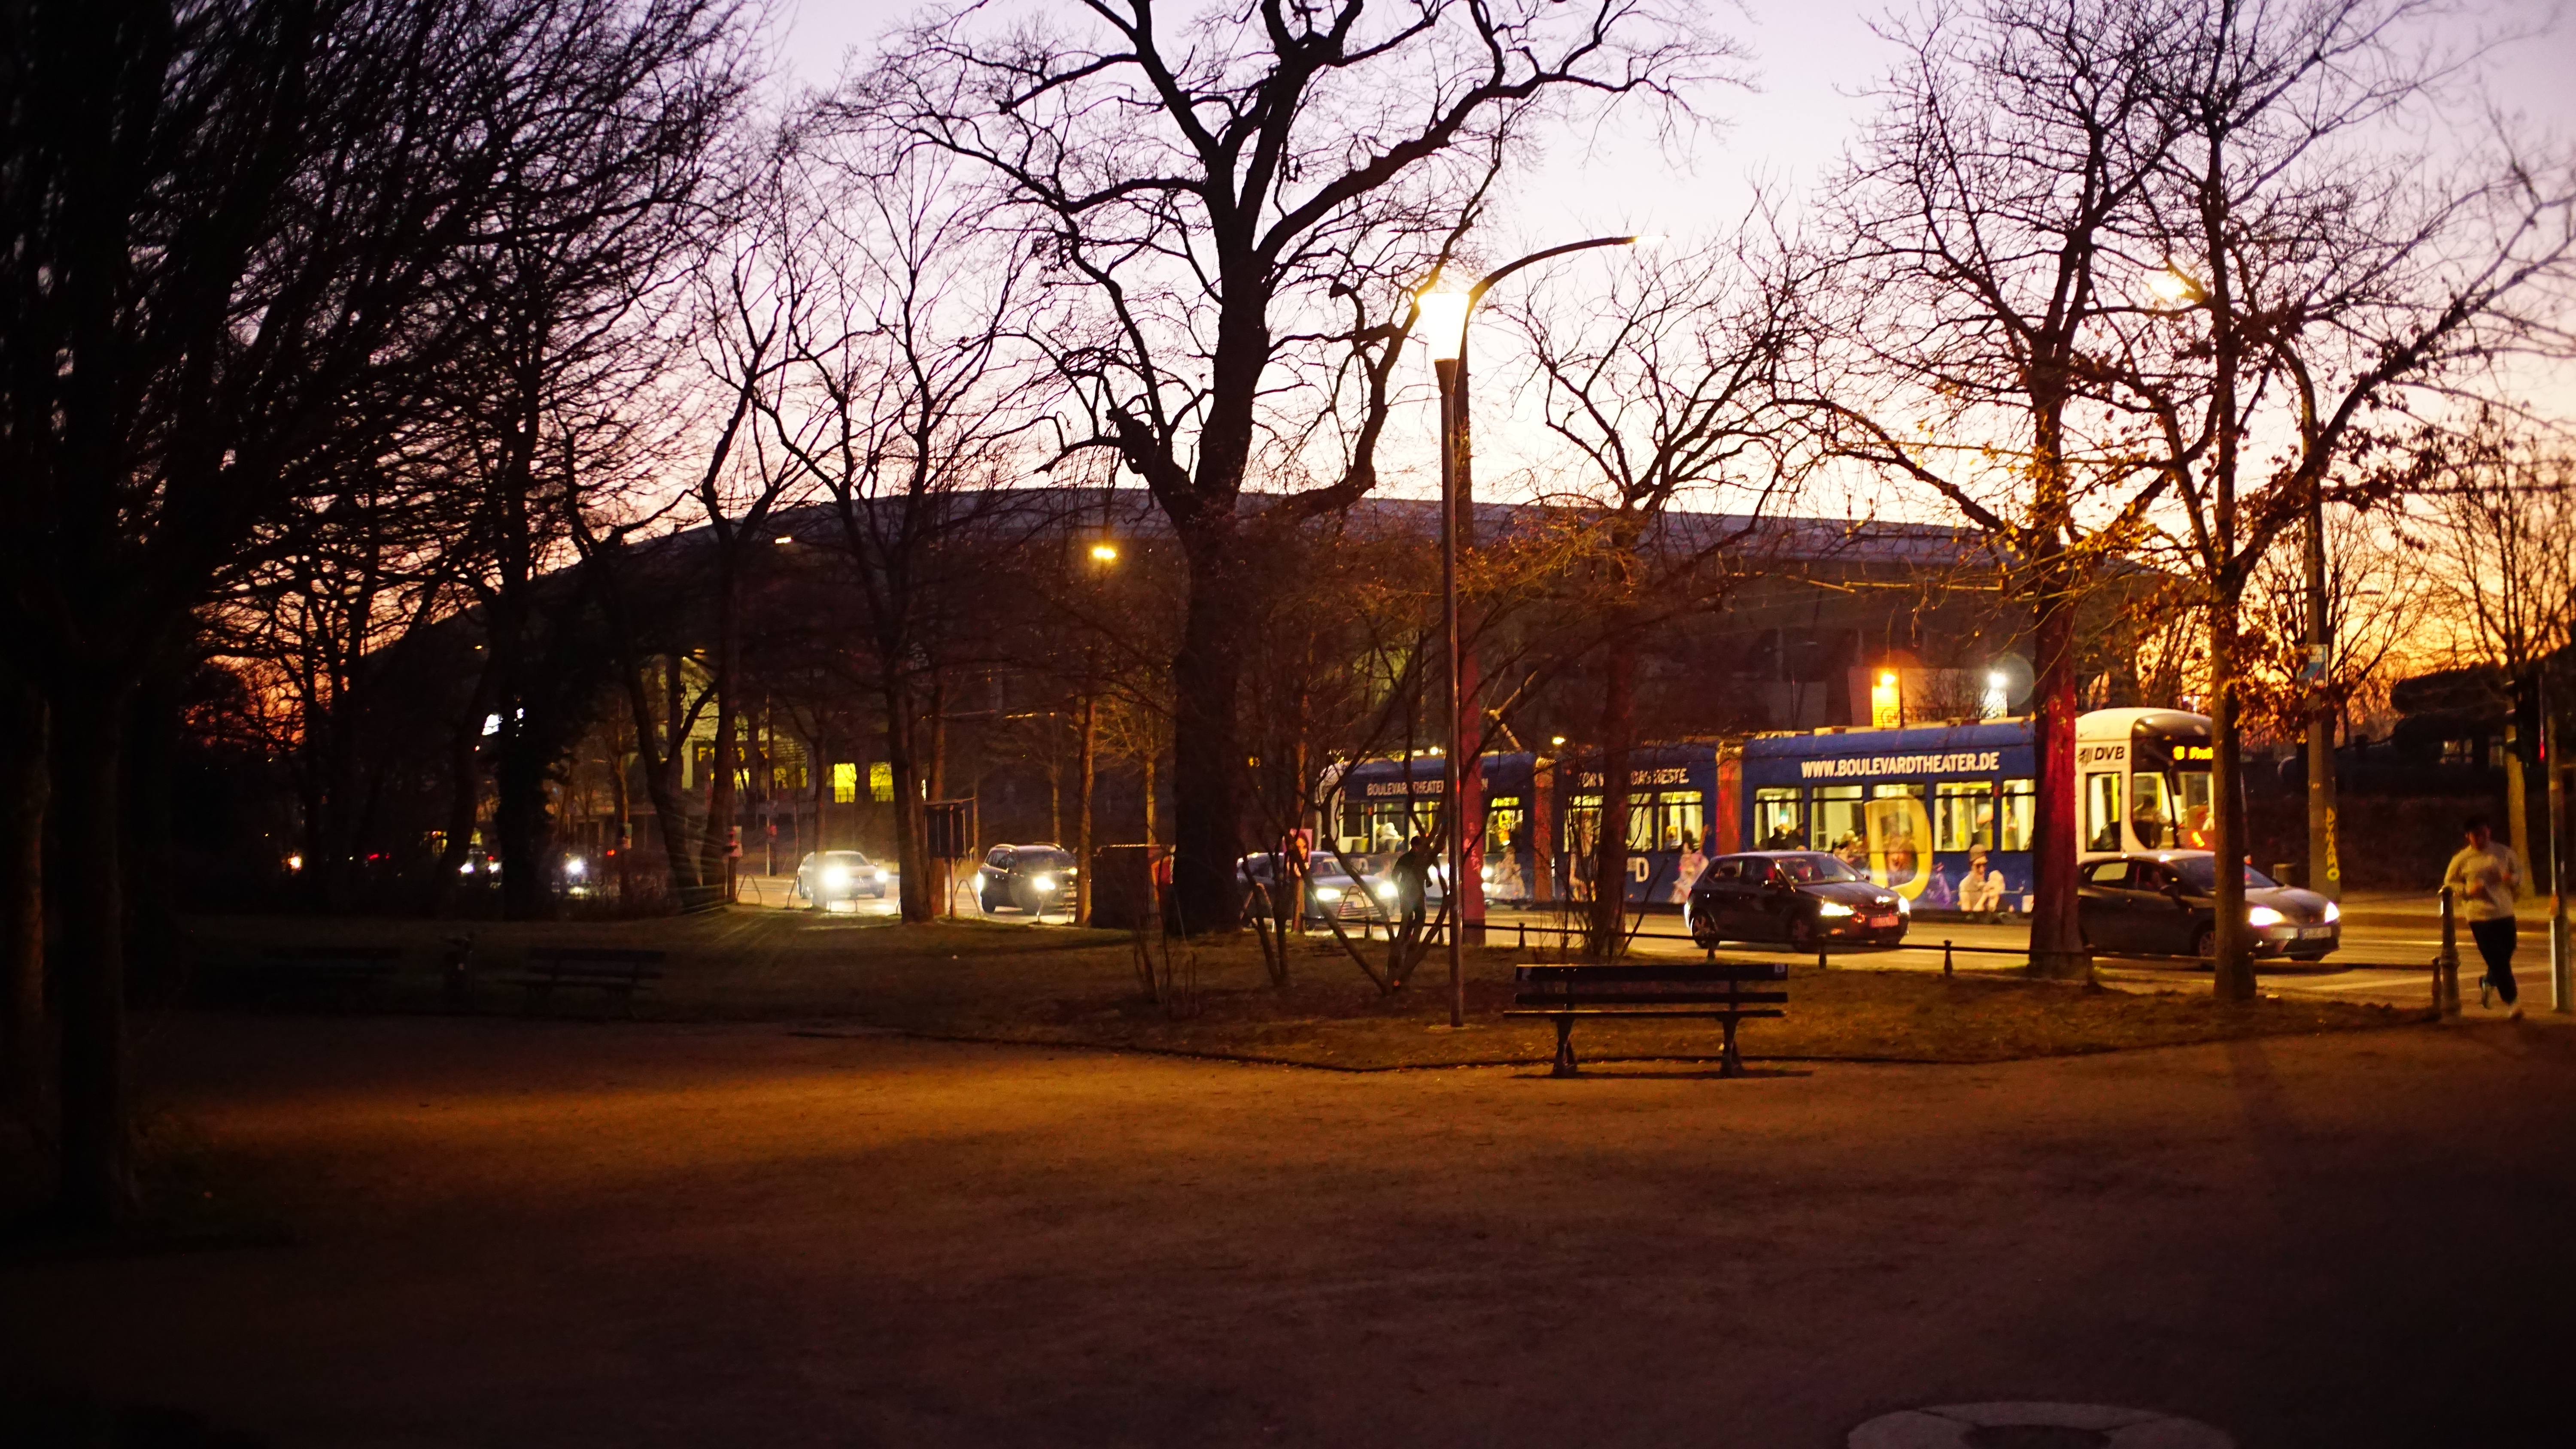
<box><xmin>1690</xmin><ymin>915</ymin><xmax>1720</xmax><ymax>949</ymax></box>
<box><xmin>2192</xmin><ymin>923</ymin><xmax>2218</xmax><ymax>962</ymax></box>
<box><xmin>1786</xmin><ymin>914</ymin><xmax>1816</xmax><ymax>950</ymax></box>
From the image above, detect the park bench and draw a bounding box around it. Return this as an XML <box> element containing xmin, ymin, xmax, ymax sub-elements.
<box><xmin>501</xmin><ymin>947</ymin><xmax>666</xmax><ymax>1016</ymax></box>
<box><xmin>1508</xmin><ymin>961</ymin><xmax>1789</xmax><ymax>1079</ymax></box>
<box><xmin>229</xmin><ymin>945</ymin><xmax>404</xmax><ymax>1003</ymax></box>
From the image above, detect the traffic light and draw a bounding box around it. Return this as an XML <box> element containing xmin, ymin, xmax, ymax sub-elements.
<box><xmin>2512</xmin><ymin>670</ymin><xmax>2543</xmax><ymax>762</ymax></box>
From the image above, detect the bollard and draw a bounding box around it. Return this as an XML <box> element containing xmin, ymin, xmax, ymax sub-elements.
<box><xmin>1517</xmin><ymin>920</ymin><xmax>1527</xmax><ymax>951</ymax></box>
<box><xmin>1817</xmin><ymin>943</ymin><xmax>1829</xmax><ymax>972</ymax></box>
<box><xmin>2435</xmin><ymin>885</ymin><xmax>2463</xmax><ymax>1018</ymax></box>
<box><xmin>1943</xmin><ymin>939</ymin><xmax>1954</xmax><ymax>977</ymax></box>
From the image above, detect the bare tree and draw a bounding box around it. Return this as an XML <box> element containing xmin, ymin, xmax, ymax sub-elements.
<box><xmin>2115</xmin><ymin>0</ymin><xmax>2576</xmax><ymax>997</ymax></box>
<box><xmin>1813</xmin><ymin>0</ymin><xmax>2196</xmax><ymax>980</ymax></box>
<box><xmin>761</xmin><ymin>136</ymin><xmax>1048</xmax><ymax>922</ymax></box>
<box><xmin>0</xmin><ymin>0</ymin><xmax>751</xmax><ymax>1225</ymax></box>
<box><xmin>852</xmin><ymin>0</ymin><xmax>1736</xmax><ymax>931</ymax></box>
<box><xmin>1500</xmin><ymin>232</ymin><xmax>1811</xmax><ymax>953</ymax></box>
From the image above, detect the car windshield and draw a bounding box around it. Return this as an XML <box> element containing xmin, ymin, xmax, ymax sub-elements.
<box><xmin>1773</xmin><ymin>853</ymin><xmax>1860</xmax><ymax>884</ymax></box>
<box><xmin>823</xmin><ymin>852</ymin><xmax>871</xmax><ymax>867</ymax></box>
<box><xmin>2170</xmin><ymin>855</ymin><xmax>2277</xmax><ymax>890</ymax></box>
<box><xmin>1018</xmin><ymin>849</ymin><xmax>1071</xmax><ymax>867</ymax></box>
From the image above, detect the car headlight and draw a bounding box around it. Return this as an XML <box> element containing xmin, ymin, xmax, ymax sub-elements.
<box><xmin>1313</xmin><ymin>886</ymin><xmax>1343</xmax><ymax>902</ymax></box>
<box><xmin>1480</xmin><ymin>865</ymin><xmax>1494</xmax><ymax>882</ymax></box>
<box><xmin>564</xmin><ymin>857</ymin><xmax>586</xmax><ymax>879</ymax></box>
<box><xmin>1374</xmin><ymin>882</ymin><xmax>1398</xmax><ymax>900</ymax></box>
<box><xmin>2322</xmin><ymin>900</ymin><xmax>2339</xmax><ymax>923</ymax></box>
<box><xmin>1031</xmin><ymin>874</ymin><xmax>1054</xmax><ymax>893</ymax></box>
<box><xmin>1816</xmin><ymin>900</ymin><xmax>1855</xmax><ymax>917</ymax></box>
<box><xmin>1893</xmin><ymin>895</ymin><xmax>1910</xmax><ymax>914</ymax></box>
<box><xmin>821</xmin><ymin>867</ymin><xmax>850</xmax><ymax>889</ymax></box>
<box><xmin>2248</xmin><ymin>905</ymin><xmax>2285</xmax><ymax>928</ymax></box>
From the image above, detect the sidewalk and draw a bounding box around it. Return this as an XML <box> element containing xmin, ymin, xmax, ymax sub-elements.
<box><xmin>2335</xmin><ymin>890</ymin><xmax>2567</xmax><ymax>932</ymax></box>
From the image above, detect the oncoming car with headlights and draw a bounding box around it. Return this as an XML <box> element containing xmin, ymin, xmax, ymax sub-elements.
<box><xmin>794</xmin><ymin>850</ymin><xmax>889</xmax><ymax>906</ymax></box>
<box><xmin>1684</xmin><ymin>851</ymin><xmax>1911</xmax><ymax>950</ymax></box>
<box><xmin>977</xmin><ymin>844</ymin><xmax>1078</xmax><ymax>916</ymax></box>
<box><xmin>2077</xmin><ymin>851</ymin><xmax>2339</xmax><ymax>960</ymax></box>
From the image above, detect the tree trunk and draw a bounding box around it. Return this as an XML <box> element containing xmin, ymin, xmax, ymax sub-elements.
<box><xmin>3</xmin><ymin>684</ymin><xmax>47</xmax><ymax>1135</ymax></box>
<box><xmin>885</xmin><ymin>670</ymin><xmax>932</xmax><ymax>923</ymax></box>
<box><xmin>434</xmin><ymin>650</ymin><xmax>500</xmax><ymax>907</ymax></box>
<box><xmin>700</xmin><ymin>567</ymin><xmax>740</xmax><ymax>899</ymax></box>
<box><xmin>493</xmin><ymin>716</ymin><xmax>556</xmax><ymax>920</ymax></box>
<box><xmin>2304</xmin><ymin>493</ymin><xmax>2340</xmax><ymax>899</ymax></box>
<box><xmin>2024</xmin><ymin>573</ymin><xmax>2090</xmax><ymax>980</ymax></box>
<box><xmin>1588</xmin><ymin>618</ymin><xmax>1639</xmax><ymax>959</ymax></box>
<box><xmin>121</xmin><ymin>665</ymin><xmax>184</xmax><ymax>979</ymax></box>
<box><xmin>1076</xmin><ymin>688</ymin><xmax>1097</xmax><ymax>927</ymax></box>
<box><xmin>51</xmin><ymin>676</ymin><xmax>135</xmax><ymax>1226</ymax></box>
<box><xmin>2209</xmin><ymin>600</ymin><xmax>2257</xmax><ymax>1001</ymax></box>
<box><xmin>1170</xmin><ymin>535</ymin><xmax>1245</xmax><ymax>934</ymax></box>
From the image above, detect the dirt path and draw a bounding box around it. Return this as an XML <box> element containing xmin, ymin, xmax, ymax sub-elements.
<box><xmin>8</xmin><ymin>1016</ymin><xmax>2574</xmax><ymax>1448</ymax></box>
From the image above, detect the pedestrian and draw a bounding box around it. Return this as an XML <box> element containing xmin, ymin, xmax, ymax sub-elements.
<box><xmin>2443</xmin><ymin>813</ymin><xmax>2523</xmax><ymax>1019</ymax></box>
<box><xmin>1390</xmin><ymin>833</ymin><xmax>1437</xmax><ymax>946</ymax></box>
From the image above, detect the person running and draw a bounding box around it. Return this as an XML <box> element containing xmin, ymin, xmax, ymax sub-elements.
<box><xmin>1391</xmin><ymin>834</ymin><xmax>1435</xmax><ymax>938</ymax></box>
<box><xmin>2443</xmin><ymin>814</ymin><xmax>2523</xmax><ymax>1019</ymax></box>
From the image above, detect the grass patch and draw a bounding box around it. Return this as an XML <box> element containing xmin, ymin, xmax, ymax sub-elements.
<box><xmin>179</xmin><ymin>908</ymin><xmax>2423</xmax><ymax>1069</ymax></box>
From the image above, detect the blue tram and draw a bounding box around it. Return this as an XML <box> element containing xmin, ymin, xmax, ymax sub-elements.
<box><xmin>1327</xmin><ymin>709</ymin><xmax>2213</xmax><ymax>915</ymax></box>
<box><xmin>1327</xmin><ymin>751</ymin><xmax>1545</xmax><ymax>903</ymax></box>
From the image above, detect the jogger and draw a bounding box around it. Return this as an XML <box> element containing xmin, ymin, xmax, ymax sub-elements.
<box><xmin>2443</xmin><ymin>814</ymin><xmax>2523</xmax><ymax>1019</ymax></box>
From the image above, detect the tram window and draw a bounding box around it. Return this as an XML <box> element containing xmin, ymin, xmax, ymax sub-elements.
<box><xmin>2131</xmin><ymin>772</ymin><xmax>2175</xmax><ymax>849</ymax></box>
<box><xmin>1814</xmin><ymin>786</ymin><xmax>1866</xmax><ymax>858</ymax></box>
<box><xmin>1485</xmin><ymin>795</ymin><xmax>1525</xmax><ymax>854</ymax></box>
<box><xmin>1753</xmin><ymin>787</ymin><xmax>1804</xmax><ymax>848</ymax></box>
<box><xmin>1564</xmin><ymin>796</ymin><xmax>1601</xmax><ymax>855</ymax></box>
<box><xmin>2175</xmin><ymin>770</ymin><xmax>2215</xmax><ymax>849</ymax></box>
<box><xmin>1935</xmin><ymin>781</ymin><xmax>1993</xmax><ymax>851</ymax></box>
<box><xmin>1998</xmin><ymin>779</ymin><xmax>2035</xmax><ymax>852</ymax></box>
<box><xmin>1656</xmin><ymin>791</ymin><xmax>1705</xmax><ymax>851</ymax></box>
<box><xmin>2084</xmin><ymin>773</ymin><xmax>2123</xmax><ymax>852</ymax></box>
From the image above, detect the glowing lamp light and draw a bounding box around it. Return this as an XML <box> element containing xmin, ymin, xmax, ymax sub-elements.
<box><xmin>1089</xmin><ymin>542</ymin><xmax>1119</xmax><ymax>563</ymax></box>
<box><xmin>286</xmin><ymin>853</ymin><xmax>304</xmax><ymax>873</ymax></box>
<box><xmin>2150</xmin><ymin>271</ymin><xmax>2193</xmax><ymax>303</ymax></box>
<box><xmin>1416</xmin><ymin>289</ymin><xmax>1470</xmax><ymax>361</ymax></box>
<box><xmin>1550</xmin><ymin>736</ymin><xmax>1567</xmax><ymax>747</ymax></box>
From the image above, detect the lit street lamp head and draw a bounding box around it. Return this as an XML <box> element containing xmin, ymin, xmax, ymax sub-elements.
<box><xmin>1416</xmin><ymin>289</ymin><xmax>1470</xmax><ymax>362</ymax></box>
<box><xmin>1088</xmin><ymin>541</ymin><xmax>1119</xmax><ymax>564</ymax></box>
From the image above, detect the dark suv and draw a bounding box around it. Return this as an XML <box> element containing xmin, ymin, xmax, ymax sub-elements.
<box><xmin>977</xmin><ymin>844</ymin><xmax>1077</xmax><ymax>915</ymax></box>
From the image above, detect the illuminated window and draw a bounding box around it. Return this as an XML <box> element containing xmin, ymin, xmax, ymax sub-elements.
<box><xmin>1935</xmin><ymin>781</ymin><xmax>1993</xmax><ymax>851</ymax></box>
<box><xmin>868</xmin><ymin>762</ymin><xmax>894</xmax><ymax>803</ymax></box>
<box><xmin>1870</xmin><ymin>670</ymin><xmax>1902</xmax><ymax>728</ymax></box>
<box><xmin>1998</xmin><ymin>779</ymin><xmax>2035</xmax><ymax>852</ymax></box>
<box><xmin>831</xmin><ymin>763</ymin><xmax>857</xmax><ymax>805</ymax></box>
<box><xmin>1753</xmin><ymin>787</ymin><xmax>1803</xmax><ymax>847</ymax></box>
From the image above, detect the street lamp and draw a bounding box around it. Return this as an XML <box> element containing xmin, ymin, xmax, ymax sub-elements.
<box><xmin>1418</xmin><ymin>233</ymin><xmax>1649</xmax><ymax>1028</ymax></box>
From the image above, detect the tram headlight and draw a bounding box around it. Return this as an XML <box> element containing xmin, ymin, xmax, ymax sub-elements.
<box><xmin>2247</xmin><ymin>905</ymin><xmax>2286</xmax><ymax>928</ymax></box>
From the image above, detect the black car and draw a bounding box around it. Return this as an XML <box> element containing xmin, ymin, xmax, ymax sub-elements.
<box><xmin>977</xmin><ymin>843</ymin><xmax>1078</xmax><ymax>915</ymax></box>
<box><xmin>793</xmin><ymin>849</ymin><xmax>889</xmax><ymax>905</ymax></box>
<box><xmin>2078</xmin><ymin>852</ymin><xmax>2340</xmax><ymax>959</ymax></box>
<box><xmin>1686</xmin><ymin>851</ymin><xmax>1911</xmax><ymax>949</ymax></box>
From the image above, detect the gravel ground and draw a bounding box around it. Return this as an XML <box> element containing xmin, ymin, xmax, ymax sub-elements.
<box><xmin>6</xmin><ymin>1014</ymin><xmax>2574</xmax><ymax>1448</ymax></box>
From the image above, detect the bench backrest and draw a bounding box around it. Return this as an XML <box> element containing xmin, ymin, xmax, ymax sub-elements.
<box><xmin>1514</xmin><ymin>961</ymin><xmax>1788</xmax><ymax>1008</ymax></box>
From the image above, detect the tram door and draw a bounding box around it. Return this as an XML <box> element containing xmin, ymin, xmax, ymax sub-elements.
<box><xmin>2083</xmin><ymin>770</ymin><xmax>2124</xmax><ymax>854</ymax></box>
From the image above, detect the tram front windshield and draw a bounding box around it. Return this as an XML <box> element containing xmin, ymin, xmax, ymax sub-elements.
<box><xmin>2131</xmin><ymin>760</ymin><xmax>2215</xmax><ymax>849</ymax></box>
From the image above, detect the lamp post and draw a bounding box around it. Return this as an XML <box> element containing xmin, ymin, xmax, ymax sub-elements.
<box><xmin>1418</xmin><ymin>234</ymin><xmax>1648</xmax><ymax>1028</ymax></box>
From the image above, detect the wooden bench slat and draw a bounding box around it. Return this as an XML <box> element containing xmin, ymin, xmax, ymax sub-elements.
<box><xmin>1506</xmin><ymin>1007</ymin><xmax>1784</xmax><ymax>1019</ymax></box>
<box><xmin>1512</xmin><ymin>991</ymin><xmax>1788</xmax><ymax>1008</ymax></box>
<box><xmin>1516</xmin><ymin>963</ymin><xmax>1786</xmax><ymax>984</ymax></box>
<box><xmin>526</xmin><ymin>947</ymin><xmax>666</xmax><ymax>964</ymax></box>
<box><xmin>262</xmin><ymin>946</ymin><xmax>404</xmax><ymax>962</ymax></box>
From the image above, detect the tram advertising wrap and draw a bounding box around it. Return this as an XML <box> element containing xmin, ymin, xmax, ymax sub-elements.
<box><xmin>1320</xmin><ymin>709</ymin><xmax>2212</xmax><ymax>915</ymax></box>
<box><xmin>1740</xmin><ymin>721</ymin><xmax>2034</xmax><ymax>911</ymax></box>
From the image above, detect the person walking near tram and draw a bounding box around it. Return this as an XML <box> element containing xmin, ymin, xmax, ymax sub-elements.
<box><xmin>2444</xmin><ymin>814</ymin><xmax>2524</xmax><ymax>1019</ymax></box>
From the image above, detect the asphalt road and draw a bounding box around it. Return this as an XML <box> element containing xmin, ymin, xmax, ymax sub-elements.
<box><xmin>737</xmin><ymin>872</ymin><xmax>2569</xmax><ymax>1017</ymax></box>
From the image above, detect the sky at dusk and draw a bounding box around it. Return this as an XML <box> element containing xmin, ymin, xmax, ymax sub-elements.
<box><xmin>767</xmin><ymin>0</ymin><xmax>2576</xmax><ymax>518</ymax></box>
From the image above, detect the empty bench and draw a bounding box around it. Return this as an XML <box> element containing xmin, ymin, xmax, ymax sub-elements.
<box><xmin>501</xmin><ymin>947</ymin><xmax>665</xmax><ymax>1016</ymax></box>
<box><xmin>231</xmin><ymin>945</ymin><xmax>404</xmax><ymax>1003</ymax></box>
<box><xmin>1508</xmin><ymin>961</ymin><xmax>1790</xmax><ymax>1078</ymax></box>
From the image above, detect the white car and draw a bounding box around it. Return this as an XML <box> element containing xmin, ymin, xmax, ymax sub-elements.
<box><xmin>795</xmin><ymin>850</ymin><xmax>890</xmax><ymax>905</ymax></box>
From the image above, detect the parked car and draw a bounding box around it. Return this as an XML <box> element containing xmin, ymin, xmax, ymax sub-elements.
<box><xmin>2077</xmin><ymin>851</ymin><xmax>2339</xmax><ymax>960</ymax></box>
<box><xmin>794</xmin><ymin>849</ymin><xmax>889</xmax><ymax>905</ymax></box>
<box><xmin>1685</xmin><ymin>851</ymin><xmax>1911</xmax><ymax>950</ymax></box>
<box><xmin>977</xmin><ymin>843</ymin><xmax>1078</xmax><ymax>915</ymax></box>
